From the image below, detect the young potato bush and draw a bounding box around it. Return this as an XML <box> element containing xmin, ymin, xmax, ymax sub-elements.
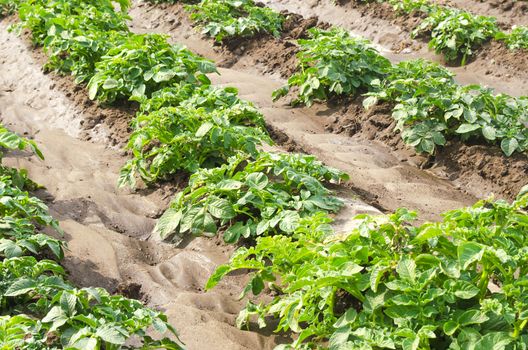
<box><xmin>273</xmin><ymin>27</ymin><xmax>391</xmax><ymax>106</ymax></box>
<box><xmin>87</xmin><ymin>33</ymin><xmax>217</xmax><ymax>102</ymax></box>
<box><xmin>119</xmin><ymin>104</ymin><xmax>271</xmax><ymax>188</ymax></box>
<box><xmin>154</xmin><ymin>152</ymin><xmax>349</xmax><ymax>244</ymax></box>
<box><xmin>364</xmin><ymin>59</ymin><xmax>528</xmax><ymax>155</ymax></box>
<box><xmin>413</xmin><ymin>7</ymin><xmax>498</xmax><ymax>65</ymax></box>
<box><xmin>187</xmin><ymin>0</ymin><xmax>284</xmax><ymax>42</ymax></box>
<box><xmin>497</xmin><ymin>25</ymin><xmax>528</xmax><ymax>50</ymax></box>
<box><xmin>208</xmin><ymin>192</ymin><xmax>528</xmax><ymax>349</ymax></box>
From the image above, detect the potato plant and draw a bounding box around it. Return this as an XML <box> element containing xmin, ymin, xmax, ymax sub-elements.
<box><xmin>364</xmin><ymin>59</ymin><xmax>528</xmax><ymax>155</ymax></box>
<box><xmin>496</xmin><ymin>25</ymin><xmax>528</xmax><ymax>50</ymax></box>
<box><xmin>186</xmin><ymin>0</ymin><xmax>284</xmax><ymax>42</ymax></box>
<box><xmin>154</xmin><ymin>152</ymin><xmax>348</xmax><ymax>244</ymax></box>
<box><xmin>119</xmin><ymin>105</ymin><xmax>271</xmax><ymax>187</ymax></box>
<box><xmin>208</xmin><ymin>192</ymin><xmax>528</xmax><ymax>349</ymax></box>
<box><xmin>273</xmin><ymin>27</ymin><xmax>391</xmax><ymax>106</ymax></box>
<box><xmin>87</xmin><ymin>33</ymin><xmax>217</xmax><ymax>102</ymax></box>
<box><xmin>412</xmin><ymin>7</ymin><xmax>498</xmax><ymax>65</ymax></box>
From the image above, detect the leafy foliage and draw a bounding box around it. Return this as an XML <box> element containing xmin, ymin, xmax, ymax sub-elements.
<box><xmin>87</xmin><ymin>33</ymin><xmax>217</xmax><ymax>103</ymax></box>
<box><xmin>386</xmin><ymin>0</ymin><xmax>431</xmax><ymax>14</ymax></box>
<box><xmin>119</xmin><ymin>86</ymin><xmax>271</xmax><ymax>187</ymax></box>
<box><xmin>0</xmin><ymin>125</ymin><xmax>185</xmax><ymax>349</ymax></box>
<box><xmin>273</xmin><ymin>27</ymin><xmax>391</xmax><ymax>106</ymax></box>
<box><xmin>208</xmin><ymin>193</ymin><xmax>528</xmax><ymax>349</ymax></box>
<box><xmin>0</xmin><ymin>0</ymin><xmax>19</xmax><ymax>16</ymax></box>
<box><xmin>187</xmin><ymin>0</ymin><xmax>284</xmax><ymax>42</ymax></box>
<box><xmin>497</xmin><ymin>25</ymin><xmax>528</xmax><ymax>50</ymax></box>
<box><xmin>413</xmin><ymin>7</ymin><xmax>498</xmax><ymax>64</ymax></box>
<box><xmin>364</xmin><ymin>59</ymin><xmax>528</xmax><ymax>155</ymax></box>
<box><xmin>154</xmin><ymin>152</ymin><xmax>348</xmax><ymax>244</ymax></box>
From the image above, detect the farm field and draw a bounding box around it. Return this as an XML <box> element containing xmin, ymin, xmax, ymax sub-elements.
<box><xmin>0</xmin><ymin>0</ymin><xmax>527</xmax><ymax>349</ymax></box>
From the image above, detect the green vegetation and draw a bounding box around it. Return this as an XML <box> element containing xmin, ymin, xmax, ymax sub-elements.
<box><xmin>412</xmin><ymin>7</ymin><xmax>498</xmax><ymax>65</ymax></box>
<box><xmin>0</xmin><ymin>0</ymin><xmax>19</xmax><ymax>16</ymax></box>
<box><xmin>497</xmin><ymin>25</ymin><xmax>528</xmax><ymax>50</ymax></box>
<box><xmin>365</xmin><ymin>59</ymin><xmax>528</xmax><ymax>155</ymax></box>
<box><xmin>274</xmin><ymin>27</ymin><xmax>527</xmax><ymax>156</ymax></box>
<box><xmin>119</xmin><ymin>84</ymin><xmax>271</xmax><ymax>187</ymax></box>
<box><xmin>207</xmin><ymin>192</ymin><xmax>528</xmax><ymax>349</ymax></box>
<box><xmin>0</xmin><ymin>126</ymin><xmax>184</xmax><ymax>349</ymax></box>
<box><xmin>87</xmin><ymin>33</ymin><xmax>217</xmax><ymax>102</ymax></box>
<box><xmin>154</xmin><ymin>152</ymin><xmax>348</xmax><ymax>244</ymax></box>
<box><xmin>186</xmin><ymin>0</ymin><xmax>284</xmax><ymax>42</ymax></box>
<box><xmin>6</xmin><ymin>0</ymin><xmax>528</xmax><ymax>349</ymax></box>
<box><xmin>272</xmin><ymin>27</ymin><xmax>391</xmax><ymax>106</ymax></box>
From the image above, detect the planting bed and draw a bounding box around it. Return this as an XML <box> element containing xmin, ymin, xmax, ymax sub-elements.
<box><xmin>0</xmin><ymin>0</ymin><xmax>527</xmax><ymax>349</ymax></box>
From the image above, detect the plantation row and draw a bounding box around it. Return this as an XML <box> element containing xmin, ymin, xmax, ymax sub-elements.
<box><xmin>0</xmin><ymin>126</ymin><xmax>184</xmax><ymax>349</ymax></box>
<box><xmin>144</xmin><ymin>0</ymin><xmax>528</xmax><ymax>156</ymax></box>
<box><xmin>2</xmin><ymin>0</ymin><xmax>528</xmax><ymax>349</ymax></box>
<box><xmin>379</xmin><ymin>0</ymin><xmax>528</xmax><ymax>64</ymax></box>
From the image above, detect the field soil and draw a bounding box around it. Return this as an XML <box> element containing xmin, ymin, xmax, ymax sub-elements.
<box><xmin>1</xmin><ymin>0</ymin><xmax>526</xmax><ymax>348</ymax></box>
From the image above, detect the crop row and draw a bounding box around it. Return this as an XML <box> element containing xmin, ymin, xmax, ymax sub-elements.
<box><xmin>144</xmin><ymin>0</ymin><xmax>527</xmax><ymax>156</ymax></box>
<box><xmin>274</xmin><ymin>27</ymin><xmax>528</xmax><ymax>156</ymax></box>
<box><xmin>145</xmin><ymin>0</ymin><xmax>528</xmax><ymax>63</ymax></box>
<box><xmin>207</xmin><ymin>189</ymin><xmax>528</xmax><ymax>349</ymax></box>
<box><xmin>381</xmin><ymin>0</ymin><xmax>528</xmax><ymax>64</ymax></box>
<box><xmin>0</xmin><ymin>126</ymin><xmax>184</xmax><ymax>349</ymax></box>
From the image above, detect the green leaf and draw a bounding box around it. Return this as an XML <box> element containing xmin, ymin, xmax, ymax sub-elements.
<box><xmin>5</xmin><ymin>278</ymin><xmax>36</xmax><ymax>296</ymax></box>
<box><xmin>474</xmin><ymin>332</ymin><xmax>512</xmax><ymax>350</ymax></box>
<box><xmin>501</xmin><ymin>138</ymin><xmax>519</xmax><ymax>156</ymax></box>
<box><xmin>102</xmin><ymin>78</ymin><xmax>119</xmax><ymax>89</ymax></box>
<box><xmin>60</xmin><ymin>291</ymin><xmax>77</xmax><ymax>316</ymax></box>
<box><xmin>95</xmin><ymin>325</ymin><xmax>126</xmax><ymax>345</ymax></box>
<box><xmin>223</xmin><ymin>222</ymin><xmax>248</xmax><ymax>243</ymax></box>
<box><xmin>334</xmin><ymin>309</ymin><xmax>357</xmax><ymax>328</ymax></box>
<box><xmin>443</xmin><ymin>321</ymin><xmax>458</xmax><ymax>336</ymax></box>
<box><xmin>396</xmin><ymin>257</ymin><xmax>417</xmax><ymax>283</ymax></box>
<box><xmin>195</xmin><ymin>122</ymin><xmax>214</xmax><ymax>138</ymax></box>
<box><xmin>482</xmin><ymin>126</ymin><xmax>496</xmax><ymax>140</ymax></box>
<box><xmin>458</xmin><ymin>242</ymin><xmax>485</xmax><ymax>269</ymax></box>
<box><xmin>278</xmin><ymin>211</ymin><xmax>300</xmax><ymax>233</ymax></box>
<box><xmin>453</xmin><ymin>280</ymin><xmax>480</xmax><ymax>299</ymax></box>
<box><xmin>455</xmin><ymin>123</ymin><xmax>480</xmax><ymax>134</ymax></box>
<box><xmin>208</xmin><ymin>198</ymin><xmax>235</xmax><ymax>220</ymax></box>
<box><xmin>245</xmin><ymin>172</ymin><xmax>269</xmax><ymax>190</ymax></box>
<box><xmin>153</xmin><ymin>208</ymin><xmax>183</xmax><ymax>240</ymax></box>
<box><xmin>206</xmin><ymin>265</ymin><xmax>232</xmax><ymax>290</ymax></box>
